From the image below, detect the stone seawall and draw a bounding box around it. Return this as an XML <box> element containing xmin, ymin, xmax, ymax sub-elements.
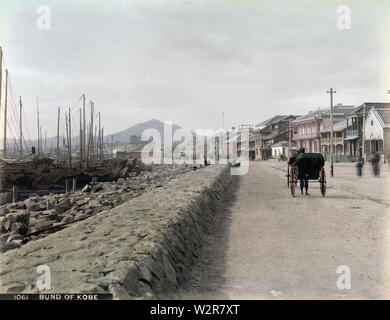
<box><xmin>0</xmin><ymin>165</ymin><xmax>235</xmax><ymax>299</ymax></box>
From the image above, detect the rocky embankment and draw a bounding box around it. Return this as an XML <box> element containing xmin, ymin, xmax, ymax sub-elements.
<box><xmin>0</xmin><ymin>164</ymin><xmax>234</xmax><ymax>298</ymax></box>
<box><xmin>0</xmin><ymin>163</ymin><xmax>197</xmax><ymax>252</ymax></box>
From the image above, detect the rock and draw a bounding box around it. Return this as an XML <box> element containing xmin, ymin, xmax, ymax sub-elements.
<box><xmin>8</xmin><ymin>201</ymin><xmax>25</xmax><ymax>210</ymax></box>
<box><xmin>11</xmin><ymin>222</ymin><xmax>28</xmax><ymax>235</ymax></box>
<box><xmin>7</xmin><ymin>232</ymin><xmax>24</xmax><ymax>242</ymax></box>
<box><xmin>55</xmin><ymin>198</ymin><xmax>72</xmax><ymax>214</ymax></box>
<box><xmin>88</xmin><ymin>199</ymin><xmax>102</xmax><ymax>208</ymax></box>
<box><xmin>0</xmin><ymin>215</ymin><xmax>15</xmax><ymax>233</ymax></box>
<box><xmin>46</xmin><ymin>211</ymin><xmax>58</xmax><ymax>221</ymax></box>
<box><xmin>91</xmin><ymin>184</ymin><xmax>103</xmax><ymax>193</ymax></box>
<box><xmin>76</xmin><ymin>198</ymin><xmax>89</xmax><ymax>206</ymax></box>
<box><xmin>15</xmin><ymin>212</ymin><xmax>30</xmax><ymax>225</ymax></box>
<box><xmin>61</xmin><ymin>215</ymin><xmax>74</xmax><ymax>224</ymax></box>
<box><xmin>31</xmin><ymin>220</ymin><xmax>53</xmax><ymax>231</ymax></box>
<box><xmin>82</xmin><ymin>184</ymin><xmax>91</xmax><ymax>192</ymax></box>
<box><xmin>27</xmin><ymin>202</ymin><xmax>45</xmax><ymax>211</ymax></box>
<box><xmin>0</xmin><ymin>207</ymin><xmax>9</xmax><ymax>216</ymax></box>
<box><xmin>102</xmin><ymin>200</ymin><xmax>113</xmax><ymax>207</ymax></box>
<box><xmin>0</xmin><ymin>237</ymin><xmax>20</xmax><ymax>253</ymax></box>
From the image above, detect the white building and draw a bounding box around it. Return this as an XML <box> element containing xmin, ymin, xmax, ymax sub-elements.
<box><xmin>364</xmin><ymin>107</ymin><xmax>390</xmax><ymax>161</ymax></box>
<box><xmin>271</xmin><ymin>141</ymin><xmax>296</xmax><ymax>158</ymax></box>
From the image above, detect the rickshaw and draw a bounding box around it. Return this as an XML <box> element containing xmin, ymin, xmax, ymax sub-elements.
<box><xmin>286</xmin><ymin>153</ymin><xmax>326</xmax><ymax>197</ymax></box>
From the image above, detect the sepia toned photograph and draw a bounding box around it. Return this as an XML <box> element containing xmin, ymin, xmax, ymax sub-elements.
<box><xmin>0</xmin><ymin>0</ymin><xmax>390</xmax><ymax>311</ymax></box>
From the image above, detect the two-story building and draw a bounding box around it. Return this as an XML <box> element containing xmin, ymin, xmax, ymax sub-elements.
<box><xmin>293</xmin><ymin>104</ymin><xmax>354</xmax><ymax>153</ymax></box>
<box><xmin>364</xmin><ymin>106</ymin><xmax>390</xmax><ymax>162</ymax></box>
<box><xmin>320</xmin><ymin>119</ymin><xmax>348</xmax><ymax>159</ymax></box>
<box><xmin>254</xmin><ymin>115</ymin><xmax>300</xmax><ymax>160</ymax></box>
<box><xmin>345</xmin><ymin>103</ymin><xmax>390</xmax><ymax>161</ymax></box>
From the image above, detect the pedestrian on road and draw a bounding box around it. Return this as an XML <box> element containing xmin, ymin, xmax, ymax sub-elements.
<box><xmin>371</xmin><ymin>153</ymin><xmax>381</xmax><ymax>177</ymax></box>
<box><xmin>355</xmin><ymin>160</ymin><xmax>363</xmax><ymax>178</ymax></box>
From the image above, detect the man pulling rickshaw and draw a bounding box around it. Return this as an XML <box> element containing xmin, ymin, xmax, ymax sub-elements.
<box><xmin>287</xmin><ymin>147</ymin><xmax>326</xmax><ymax>197</ymax></box>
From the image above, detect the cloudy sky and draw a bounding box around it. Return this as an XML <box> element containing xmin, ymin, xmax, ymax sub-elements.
<box><xmin>0</xmin><ymin>0</ymin><xmax>389</xmax><ymax>139</ymax></box>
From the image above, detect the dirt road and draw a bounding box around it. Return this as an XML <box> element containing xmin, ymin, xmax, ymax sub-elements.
<box><xmin>180</xmin><ymin>160</ymin><xmax>390</xmax><ymax>299</ymax></box>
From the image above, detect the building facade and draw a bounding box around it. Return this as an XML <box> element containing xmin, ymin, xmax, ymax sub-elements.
<box><xmin>364</xmin><ymin>107</ymin><xmax>390</xmax><ymax>162</ymax></box>
<box><xmin>293</xmin><ymin>105</ymin><xmax>354</xmax><ymax>154</ymax></box>
<box><xmin>254</xmin><ymin>115</ymin><xmax>299</xmax><ymax>160</ymax></box>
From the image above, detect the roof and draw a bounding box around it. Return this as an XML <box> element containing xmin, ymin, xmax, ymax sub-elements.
<box><xmin>361</xmin><ymin>102</ymin><xmax>390</xmax><ymax>109</ymax></box>
<box><xmin>271</xmin><ymin>140</ymin><xmax>296</xmax><ymax>148</ymax></box>
<box><xmin>293</xmin><ymin>105</ymin><xmax>355</xmax><ymax>123</ymax></box>
<box><xmin>372</xmin><ymin>108</ymin><xmax>390</xmax><ymax>128</ymax></box>
<box><xmin>255</xmin><ymin>115</ymin><xmax>300</xmax><ymax>128</ymax></box>
<box><xmin>293</xmin><ymin>108</ymin><xmax>328</xmax><ymax>122</ymax></box>
<box><xmin>320</xmin><ymin>119</ymin><xmax>348</xmax><ymax>133</ymax></box>
<box><xmin>263</xmin><ymin>129</ymin><xmax>288</xmax><ymax>140</ymax></box>
<box><xmin>321</xmin><ymin>105</ymin><xmax>355</xmax><ymax>116</ymax></box>
<box><xmin>353</xmin><ymin>103</ymin><xmax>390</xmax><ymax>116</ymax></box>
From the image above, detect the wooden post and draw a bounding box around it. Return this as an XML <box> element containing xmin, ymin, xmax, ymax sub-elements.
<box><xmin>101</xmin><ymin>127</ymin><xmax>104</xmax><ymax>160</ymax></box>
<box><xmin>65</xmin><ymin>179</ymin><xmax>70</xmax><ymax>194</ymax></box>
<box><xmin>19</xmin><ymin>96</ymin><xmax>23</xmax><ymax>159</ymax></box>
<box><xmin>72</xmin><ymin>178</ymin><xmax>76</xmax><ymax>191</ymax></box>
<box><xmin>98</xmin><ymin>112</ymin><xmax>101</xmax><ymax>160</ymax></box>
<box><xmin>111</xmin><ymin>135</ymin><xmax>114</xmax><ymax>159</ymax></box>
<box><xmin>3</xmin><ymin>69</ymin><xmax>8</xmax><ymax>158</ymax></box>
<box><xmin>12</xmin><ymin>185</ymin><xmax>17</xmax><ymax>203</ymax></box>
<box><xmin>79</xmin><ymin>108</ymin><xmax>82</xmax><ymax>161</ymax></box>
<box><xmin>68</xmin><ymin>107</ymin><xmax>72</xmax><ymax>168</ymax></box>
<box><xmin>37</xmin><ymin>98</ymin><xmax>40</xmax><ymax>153</ymax></box>
<box><xmin>82</xmin><ymin>94</ymin><xmax>86</xmax><ymax>161</ymax></box>
<box><xmin>0</xmin><ymin>47</ymin><xmax>2</xmax><ymax>115</ymax></box>
<box><xmin>57</xmin><ymin>107</ymin><xmax>60</xmax><ymax>162</ymax></box>
<box><xmin>288</xmin><ymin>119</ymin><xmax>292</xmax><ymax>157</ymax></box>
<box><xmin>362</xmin><ymin>105</ymin><xmax>366</xmax><ymax>162</ymax></box>
<box><xmin>65</xmin><ymin>112</ymin><xmax>69</xmax><ymax>163</ymax></box>
<box><xmin>90</xmin><ymin>101</ymin><xmax>94</xmax><ymax>161</ymax></box>
<box><xmin>327</xmin><ymin>88</ymin><xmax>336</xmax><ymax>176</ymax></box>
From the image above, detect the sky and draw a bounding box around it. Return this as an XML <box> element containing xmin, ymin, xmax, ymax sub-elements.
<box><xmin>0</xmin><ymin>0</ymin><xmax>389</xmax><ymax>140</ymax></box>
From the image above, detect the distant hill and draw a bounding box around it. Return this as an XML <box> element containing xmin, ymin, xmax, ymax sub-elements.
<box><xmin>107</xmin><ymin>119</ymin><xmax>183</xmax><ymax>144</ymax></box>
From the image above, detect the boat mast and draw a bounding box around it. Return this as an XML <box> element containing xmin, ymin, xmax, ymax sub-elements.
<box><xmin>3</xmin><ymin>69</ymin><xmax>8</xmax><ymax>158</ymax></box>
<box><xmin>19</xmin><ymin>96</ymin><xmax>23</xmax><ymax>159</ymax></box>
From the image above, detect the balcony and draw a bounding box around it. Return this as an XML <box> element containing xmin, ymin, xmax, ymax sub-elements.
<box><xmin>346</xmin><ymin>129</ymin><xmax>358</xmax><ymax>138</ymax></box>
<box><xmin>320</xmin><ymin>137</ymin><xmax>344</xmax><ymax>145</ymax></box>
<box><xmin>293</xmin><ymin>133</ymin><xmax>319</xmax><ymax>140</ymax></box>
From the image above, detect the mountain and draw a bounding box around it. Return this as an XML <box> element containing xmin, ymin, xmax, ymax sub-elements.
<box><xmin>108</xmin><ymin>119</ymin><xmax>182</xmax><ymax>143</ymax></box>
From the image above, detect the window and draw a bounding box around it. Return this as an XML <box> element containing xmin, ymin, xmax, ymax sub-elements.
<box><xmin>371</xmin><ymin>120</ymin><xmax>374</xmax><ymax>126</ymax></box>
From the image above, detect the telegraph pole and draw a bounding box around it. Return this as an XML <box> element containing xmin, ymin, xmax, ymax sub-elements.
<box><xmin>288</xmin><ymin>119</ymin><xmax>292</xmax><ymax>156</ymax></box>
<box><xmin>327</xmin><ymin>88</ymin><xmax>336</xmax><ymax>177</ymax></box>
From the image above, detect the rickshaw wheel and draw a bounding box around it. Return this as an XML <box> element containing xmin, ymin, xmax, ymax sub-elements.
<box><xmin>287</xmin><ymin>166</ymin><xmax>290</xmax><ymax>187</ymax></box>
<box><xmin>290</xmin><ymin>166</ymin><xmax>295</xmax><ymax>197</ymax></box>
<box><xmin>320</xmin><ymin>167</ymin><xmax>326</xmax><ymax>197</ymax></box>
